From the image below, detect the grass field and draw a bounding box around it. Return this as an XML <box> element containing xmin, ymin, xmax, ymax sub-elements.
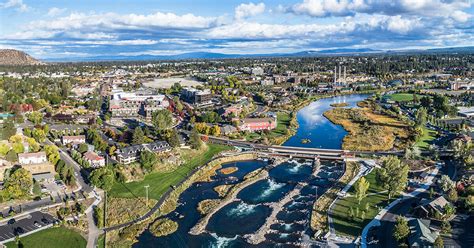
<box><xmin>388</xmin><ymin>93</ymin><xmax>425</xmax><ymax>102</ymax></box>
<box><xmin>415</xmin><ymin>126</ymin><xmax>437</xmax><ymax>149</ymax></box>
<box><xmin>109</xmin><ymin>144</ymin><xmax>231</xmax><ymax>200</ymax></box>
<box><xmin>5</xmin><ymin>227</ymin><xmax>86</xmax><ymax>248</ymax></box>
<box><xmin>330</xmin><ymin>171</ymin><xmax>391</xmax><ymax>237</ymax></box>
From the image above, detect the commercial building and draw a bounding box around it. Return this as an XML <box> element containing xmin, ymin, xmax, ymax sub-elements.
<box><xmin>116</xmin><ymin>141</ymin><xmax>171</xmax><ymax>165</ymax></box>
<box><xmin>109</xmin><ymin>91</ymin><xmax>170</xmax><ymax>119</ymax></box>
<box><xmin>238</xmin><ymin>117</ymin><xmax>277</xmax><ymax>132</ymax></box>
<box><xmin>180</xmin><ymin>88</ymin><xmax>213</xmax><ymax>107</ymax></box>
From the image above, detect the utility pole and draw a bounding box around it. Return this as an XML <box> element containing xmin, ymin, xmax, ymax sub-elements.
<box><xmin>144</xmin><ymin>185</ymin><xmax>150</xmax><ymax>207</ymax></box>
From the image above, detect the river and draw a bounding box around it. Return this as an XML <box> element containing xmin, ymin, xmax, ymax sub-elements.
<box><xmin>134</xmin><ymin>94</ymin><xmax>370</xmax><ymax>247</ymax></box>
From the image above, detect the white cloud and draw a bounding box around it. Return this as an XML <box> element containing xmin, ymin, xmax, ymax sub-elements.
<box><xmin>386</xmin><ymin>15</ymin><xmax>420</xmax><ymax>34</ymax></box>
<box><xmin>235</xmin><ymin>2</ymin><xmax>265</xmax><ymax>20</ymax></box>
<box><xmin>0</xmin><ymin>0</ymin><xmax>28</xmax><ymax>12</ymax></box>
<box><xmin>47</xmin><ymin>7</ymin><xmax>67</xmax><ymax>17</ymax></box>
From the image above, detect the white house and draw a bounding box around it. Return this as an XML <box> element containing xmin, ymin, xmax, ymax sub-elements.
<box><xmin>18</xmin><ymin>152</ymin><xmax>47</xmax><ymax>165</ymax></box>
<box><xmin>62</xmin><ymin>135</ymin><xmax>86</xmax><ymax>146</ymax></box>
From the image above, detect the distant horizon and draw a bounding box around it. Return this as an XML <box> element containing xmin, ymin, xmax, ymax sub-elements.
<box><xmin>1</xmin><ymin>0</ymin><xmax>473</xmax><ymax>60</ymax></box>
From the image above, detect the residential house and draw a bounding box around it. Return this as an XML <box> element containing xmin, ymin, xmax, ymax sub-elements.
<box><xmin>408</xmin><ymin>219</ymin><xmax>439</xmax><ymax>247</ymax></box>
<box><xmin>83</xmin><ymin>151</ymin><xmax>106</xmax><ymax>168</ymax></box>
<box><xmin>416</xmin><ymin>196</ymin><xmax>452</xmax><ymax>218</ymax></box>
<box><xmin>62</xmin><ymin>135</ymin><xmax>86</xmax><ymax>146</ymax></box>
<box><xmin>18</xmin><ymin>152</ymin><xmax>47</xmax><ymax>165</ymax></box>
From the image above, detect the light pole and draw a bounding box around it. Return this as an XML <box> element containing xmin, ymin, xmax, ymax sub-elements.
<box><xmin>144</xmin><ymin>185</ymin><xmax>150</xmax><ymax>207</ymax></box>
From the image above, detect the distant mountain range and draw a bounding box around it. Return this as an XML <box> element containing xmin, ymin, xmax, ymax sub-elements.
<box><xmin>4</xmin><ymin>46</ymin><xmax>473</xmax><ymax>63</ymax></box>
<box><xmin>0</xmin><ymin>49</ymin><xmax>43</xmax><ymax>65</ymax></box>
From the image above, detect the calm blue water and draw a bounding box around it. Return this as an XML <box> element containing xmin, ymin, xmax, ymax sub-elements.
<box><xmin>283</xmin><ymin>94</ymin><xmax>370</xmax><ymax>149</ymax></box>
<box><xmin>135</xmin><ymin>94</ymin><xmax>368</xmax><ymax>247</ymax></box>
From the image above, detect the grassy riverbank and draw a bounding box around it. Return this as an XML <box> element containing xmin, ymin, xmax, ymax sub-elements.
<box><xmin>109</xmin><ymin>144</ymin><xmax>231</xmax><ymax>200</ymax></box>
<box><xmin>6</xmin><ymin>227</ymin><xmax>86</xmax><ymax>248</ymax></box>
<box><xmin>324</xmin><ymin>100</ymin><xmax>414</xmax><ymax>151</ymax></box>
<box><xmin>330</xmin><ymin>171</ymin><xmax>390</xmax><ymax>237</ymax></box>
<box><xmin>311</xmin><ymin>162</ymin><xmax>360</xmax><ymax>232</ymax></box>
<box><xmin>415</xmin><ymin>126</ymin><xmax>437</xmax><ymax>149</ymax></box>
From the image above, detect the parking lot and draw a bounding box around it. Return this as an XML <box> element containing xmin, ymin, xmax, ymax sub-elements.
<box><xmin>0</xmin><ymin>211</ymin><xmax>56</xmax><ymax>242</ymax></box>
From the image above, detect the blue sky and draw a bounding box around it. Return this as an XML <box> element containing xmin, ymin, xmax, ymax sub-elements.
<box><xmin>1</xmin><ymin>0</ymin><xmax>473</xmax><ymax>59</ymax></box>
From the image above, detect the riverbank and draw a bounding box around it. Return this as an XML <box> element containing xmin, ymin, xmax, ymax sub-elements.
<box><xmin>310</xmin><ymin>162</ymin><xmax>360</xmax><ymax>232</ymax></box>
<box><xmin>323</xmin><ymin>99</ymin><xmax>414</xmax><ymax>151</ymax></box>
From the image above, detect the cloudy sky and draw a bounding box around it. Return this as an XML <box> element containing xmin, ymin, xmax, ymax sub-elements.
<box><xmin>0</xmin><ymin>0</ymin><xmax>473</xmax><ymax>59</ymax></box>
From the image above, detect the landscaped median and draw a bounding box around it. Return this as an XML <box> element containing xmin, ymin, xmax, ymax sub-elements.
<box><xmin>311</xmin><ymin>161</ymin><xmax>360</xmax><ymax>233</ymax></box>
<box><xmin>329</xmin><ymin>170</ymin><xmax>390</xmax><ymax>237</ymax></box>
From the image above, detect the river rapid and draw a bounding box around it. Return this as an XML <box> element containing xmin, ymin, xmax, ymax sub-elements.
<box><xmin>134</xmin><ymin>94</ymin><xmax>370</xmax><ymax>247</ymax></box>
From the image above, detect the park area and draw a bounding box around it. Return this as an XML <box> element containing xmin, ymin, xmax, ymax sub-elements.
<box><xmin>415</xmin><ymin>126</ymin><xmax>437</xmax><ymax>149</ymax></box>
<box><xmin>387</xmin><ymin>93</ymin><xmax>425</xmax><ymax>102</ymax></box>
<box><xmin>5</xmin><ymin>227</ymin><xmax>86</xmax><ymax>248</ymax></box>
<box><xmin>330</xmin><ymin>171</ymin><xmax>390</xmax><ymax>237</ymax></box>
<box><xmin>109</xmin><ymin>144</ymin><xmax>231</xmax><ymax>200</ymax></box>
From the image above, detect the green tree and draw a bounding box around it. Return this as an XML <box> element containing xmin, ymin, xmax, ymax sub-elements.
<box><xmin>139</xmin><ymin>150</ymin><xmax>157</xmax><ymax>172</ymax></box>
<box><xmin>0</xmin><ymin>143</ymin><xmax>9</xmax><ymax>156</ymax></box>
<box><xmin>132</xmin><ymin>127</ymin><xmax>145</xmax><ymax>144</ymax></box>
<box><xmin>78</xmin><ymin>143</ymin><xmax>89</xmax><ymax>154</ymax></box>
<box><xmin>89</xmin><ymin>167</ymin><xmax>115</xmax><ymax>191</ymax></box>
<box><xmin>2</xmin><ymin>118</ymin><xmax>16</xmax><ymax>140</ymax></box>
<box><xmin>4</xmin><ymin>168</ymin><xmax>33</xmax><ymax>199</ymax></box>
<box><xmin>5</xmin><ymin>149</ymin><xmax>17</xmax><ymax>162</ymax></box>
<box><xmin>355</xmin><ymin>176</ymin><xmax>370</xmax><ymax>204</ymax></box>
<box><xmin>434</xmin><ymin>236</ymin><xmax>443</xmax><ymax>248</ymax></box>
<box><xmin>27</xmin><ymin>111</ymin><xmax>43</xmax><ymax>125</ymax></box>
<box><xmin>167</xmin><ymin>129</ymin><xmax>181</xmax><ymax>148</ymax></box>
<box><xmin>439</xmin><ymin>175</ymin><xmax>455</xmax><ymax>193</ymax></box>
<box><xmin>376</xmin><ymin>156</ymin><xmax>409</xmax><ymax>199</ymax></box>
<box><xmin>189</xmin><ymin>127</ymin><xmax>202</xmax><ymax>149</ymax></box>
<box><xmin>415</xmin><ymin>107</ymin><xmax>428</xmax><ymax>127</ymax></box>
<box><xmin>12</xmin><ymin>142</ymin><xmax>24</xmax><ymax>154</ymax></box>
<box><xmin>393</xmin><ymin>216</ymin><xmax>410</xmax><ymax>243</ymax></box>
<box><xmin>152</xmin><ymin>109</ymin><xmax>173</xmax><ymax>131</ymax></box>
<box><xmin>32</xmin><ymin>180</ymin><xmax>42</xmax><ymax>196</ymax></box>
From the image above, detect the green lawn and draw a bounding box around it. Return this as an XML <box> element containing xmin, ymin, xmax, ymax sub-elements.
<box><xmin>415</xmin><ymin>126</ymin><xmax>437</xmax><ymax>149</ymax></box>
<box><xmin>6</xmin><ymin>227</ymin><xmax>86</xmax><ymax>248</ymax></box>
<box><xmin>109</xmin><ymin>144</ymin><xmax>231</xmax><ymax>200</ymax></box>
<box><xmin>388</xmin><ymin>93</ymin><xmax>425</xmax><ymax>102</ymax></box>
<box><xmin>330</xmin><ymin>171</ymin><xmax>391</xmax><ymax>237</ymax></box>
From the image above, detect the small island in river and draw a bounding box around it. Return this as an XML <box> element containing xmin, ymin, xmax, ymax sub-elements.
<box><xmin>330</xmin><ymin>102</ymin><xmax>349</xmax><ymax>107</ymax></box>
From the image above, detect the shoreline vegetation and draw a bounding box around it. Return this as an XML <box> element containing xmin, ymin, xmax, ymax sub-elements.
<box><xmin>330</xmin><ymin>102</ymin><xmax>349</xmax><ymax>107</ymax></box>
<box><xmin>149</xmin><ymin>218</ymin><xmax>179</xmax><ymax>237</ymax></box>
<box><xmin>323</xmin><ymin>99</ymin><xmax>414</xmax><ymax>151</ymax></box>
<box><xmin>218</xmin><ymin>166</ymin><xmax>238</xmax><ymax>175</ymax></box>
<box><xmin>310</xmin><ymin>162</ymin><xmax>360</xmax><ymax>233</ymax></box>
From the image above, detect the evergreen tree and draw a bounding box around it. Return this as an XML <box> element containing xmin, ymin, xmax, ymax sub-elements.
<box><xmin>132</xmin><ymin>127</ymin><xmax>145</xmax><ymax>144</ymax></box>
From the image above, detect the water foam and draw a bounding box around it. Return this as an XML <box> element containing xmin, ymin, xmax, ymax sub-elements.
<box><xmin>209</xmin><ymin>233</ymin><xmax>238</xmax><ymax>248</ymax></box>
<box><xmin>260</xmin><ymin>179</ymin><xmax>285</xmax><ymax>199</ymax></box>
<box><xmin>227</xmin><ymin>202</ymin><xmax>257</xmax><ymax>217</ymax></box>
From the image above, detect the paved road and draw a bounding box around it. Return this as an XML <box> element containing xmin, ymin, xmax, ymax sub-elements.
<box><xmin>0</xmin><ymin>212</ymin><xmax>56</xmax><ymax>243</ymax></box>
<box><xmin>44</xmin><ymin>139</ymin><xmax>93</xmax><ymax>193</ymax></box>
